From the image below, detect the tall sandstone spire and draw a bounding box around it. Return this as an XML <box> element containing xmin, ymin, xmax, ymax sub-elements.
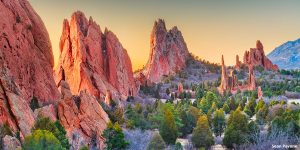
<box><xmin>55</xmin><ymin>11</ymin><xmax>137</xmax><ymax>100</ymax></box>
<box><xmin>0</xmin><ymin>0</ymin><xmax>60</xmax><ymax>138</ymax></box>
<box><xmin>219</xmin><ymin>55</ymin><xmax>229</xmax><ymax>93</ymax></box>
<box><xmin>141</xmin><ymin>19</ymin><xmax>190</xmax><ymax>83</ymax></box>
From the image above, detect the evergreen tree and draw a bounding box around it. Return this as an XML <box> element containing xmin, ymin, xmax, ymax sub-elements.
<box><xmin>102</xmin><ymin>122</ymin><xmax>129</xmax><ymax>150</ymax></box>
<box><xmin>191</xmin><ymin>115</ymin><xmax>214</xmax><ymax>149</ymax></box>
<box><xmin>212</xmin><ymin>108</ymin><xmax>226</xmax><ymax>137</ymax></box>
<box><xmin>223</xmin><ymin>109</ymin><xmax>248</xmax><ymax>148</ymax></box>
<box><xmin>159</xmin><ymin>109</ymin><xmax>178</xmax><ymax>145</ymax></box>
<box><xmin>222</xmin><ymin>103</ymin><xmax>230</xmax><ymax>114</ymax></box>
<box><xmin>23</xmin><ymin>130</ymin><xmax>64</xmax><ymax>150</ymax></box>
<box><xmin>147</xmin><ymin>132</ymin><xmax>166</xmax><ymax>150</ymax></box>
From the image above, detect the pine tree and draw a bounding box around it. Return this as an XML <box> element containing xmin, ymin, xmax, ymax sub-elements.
<box><xmin>213</xmin><ymin>108</ymin><xmax>226</xmax><ymax>137</ymax></box>
<box><xmin>147</xmin><ymin>132</ymin><xmax>166</xmax><ymax>150</ymax></box>
<box><xmin>192</xmin><ymin>115</ymin><xmax>214</xmax><ymax>149</ymax></box>
<box><xmin>102</xmin><ymin>122</ymin><xmax>129</xmax><ymax>150</ymax></box>
<box><xmin>223</xmin><ymin>109</ymin><xmax>248</xmax><ymax>148</ymax></box>
<box><xmin>159</xmin><ymin>109</ymin><xmax>178</xmax><ymax>145</ymax></box>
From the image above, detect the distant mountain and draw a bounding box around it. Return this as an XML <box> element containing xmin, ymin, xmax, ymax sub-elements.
<box><xmin>268</xmin><ymin>38</ymin><xmax>300</xmax><ymax>70</ymax></box>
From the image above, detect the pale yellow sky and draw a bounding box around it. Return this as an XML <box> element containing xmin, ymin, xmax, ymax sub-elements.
<box><xmin>29</xmin><ymin>0</ymin><xmax>300</xmax><ymax>70</ymax></box>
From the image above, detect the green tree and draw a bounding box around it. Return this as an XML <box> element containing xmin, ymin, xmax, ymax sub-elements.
<box><xmin>198</xmin><ymin>92</ymin><xmax>217</xmax><ymax>113</ymax></box>
<box><xmin>147</xmin><ymin>132</ymin><xmax>166</xmax><ymax>150</ymax></box>
<box><xmin>23</xmin><ymin>130</ymin><xmax>64</xmax><ymax>150</ymax></box>
<box><xmin>223</xmin><ymin>109</ymin><xmax>248</xmax><ymax>148</ymax></box>
<box><xmin>255</xmin><ymin>100</ymin><xmax>265</xmax><ymax>113</ymax></box>
<box><xmin>159</xmin><ymin>109</ymin><xmax>178</xmax><ymax>144</ymax></box>
<box><xmin>213</xmin><ymin>109</ymin><xmax>226</xmax><ymax>137</ymax></box>
<box><xmin>192</xmin><ymin>115</ymin><xmax>214</xmax><ymax>149</ymax></box>
<box><xmin>33</xmin><ymin>117</ymin><xmax>70</xmax><ymax>149</ymax></box>
<box><xmin>247</xmin><ymin>121</ymin><xmax>259</xmax><ymax>143</ymax></box>
<box><xmin>222</xmin><ymin>103</ymin><xmax>230</xmax><ymax>114</ymax></box>
<box><xmin>102</xmin><ymin>122</ymin><xmax>129</xmax><ymax>150</ymax></box>
<box><xmin>256</xmin><ymin>104</ymin><xmax>268</xmax><ymax>124</ymax></box>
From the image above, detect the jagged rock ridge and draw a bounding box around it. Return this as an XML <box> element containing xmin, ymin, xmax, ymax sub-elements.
<box><xmin>55</xmin><ymin>11</ymin><xmax>137</xmax><ymax>101</ymax></box>
<box><xmin>241</xmin><ymin>40</ymin><xmax>278</xmax><ymax>71</ymax></box>
<box><xmin>139</xmin><ymin>19</ymin><xmax>190</xmax><ymax>84</ymax></box>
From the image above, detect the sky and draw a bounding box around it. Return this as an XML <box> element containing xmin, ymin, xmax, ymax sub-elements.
<box><xmin>29</xmin><ymin>0</ymin><xmax>300</xmax><ymax>70</ymax></box>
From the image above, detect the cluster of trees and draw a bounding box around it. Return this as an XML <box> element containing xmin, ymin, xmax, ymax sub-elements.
<box><xmin>23</xmin><ymin>116</ymin><xmax>70</xmax><ymax>150</ymax></box>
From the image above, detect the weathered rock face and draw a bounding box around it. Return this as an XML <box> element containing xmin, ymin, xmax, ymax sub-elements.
<box><xmin>141</xmin><ymin>19</ymin><xmax>190</xmax><ymax>83</ymax></box>
<box><xmin>58</xmin><ymin>81</ymin><xmax>109</xmax><ymax>150</ymax></box>
<box><xmin>55</xmin><ymin>11</ymin><xmax>137</xmax><ymax>101</ymax></box>
<box><xmin>0</xmin><ymin>0</ymin><xmax>60</xmax><ymax>104</ymax></box>
<box><xmin>34</xmin><ymin>104</ymin><xmax>57</xmax><ymax>122</ymax></box>
<box><xmin>243</xmin><ymin>40</ymin><xmax>279</xmax><ymax>71</ymax></box>
<box><xmin>0</xmin><ymin>71</ymin><xmax>35</xmax><ymax>138</ymax></box>
<box><xmin>2</xmin><ymin>135</ymin><xmax>21</xmax><ymax>150</ymax></box>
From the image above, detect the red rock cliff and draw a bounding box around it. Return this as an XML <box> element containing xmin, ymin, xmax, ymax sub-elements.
<box><xmin>55</xmin><ymin>11</ymin><xmax>137</xmax><ymax>100</ymax></box>
<box><xmin>0</xmin><ymin>0</ymin><xmax>60</xmax><ymax>138</ymax></box>
<box><xmin>0</xmin><ymin>0</ymin><xmax>60</xmax><ymax>104</ymax></box>
<box><xmin>141</xmin><ymin>19</ymin><xmax>189</xmax><ymax>83</ymax></box>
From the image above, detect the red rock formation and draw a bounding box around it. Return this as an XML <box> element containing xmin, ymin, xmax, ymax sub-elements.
<box><xmin>141</xmin><ymin>19</ymin><xmax>190</xmax><ymax>83</ymax></box>
<box><xmin>0</xmin><ymin>0</ymin><xmax>60</xmax><ymax>104</ymax></box>
<box><xmin>178</xmin><ymin>83</ymin><xmax>184</xmax><ymax>94</ymax></box>
<box><xmin>219</xmin><ymin>55</ymin><xmax>256</xmax><ymax>94</ymax></box>
<box><xmin>258</xmin><ymin>86</ymin><xmax>263</xmax><ymax>99</ymax></box>
<box><xmin>55</xmin><ymin>11</ymin><xmax>137</xmax><ymax>101</ymax></box>
<box><xmin>58</xmin><ymin>81</ymin><xmax>109</xmax><ymax>149</ymax></box>
<box><xmin>104</xmin><ymin>90</ymin><xmax>112</xmax><ymax>106</ymax></box>
<box><xmin>243</xmin><ymin>40</ymin><xmax>278</xmax><ymax>71</ymax></box>
<box><xmin>0</xmin><ymin>71</ymin><xmax>35</xmax><ymax>138</ymax></box>
<box><xmin>0</xmin><ymin>0</ymin><xmax>60</xmax><ymax>138</ymax></box>
<box><xmin>219</xmin><ymin>55</ymin><xmax>229</xmax><ymax>94</ymax></box>
<box><xmin>248</xmin><ymin>65</ymin><xmax>256</xmax><ymax>90</ymax></box>
<box><xmin>235</xmin><ymin>55</ymin><xmax>242</xmax><ymax>69</ymax></box>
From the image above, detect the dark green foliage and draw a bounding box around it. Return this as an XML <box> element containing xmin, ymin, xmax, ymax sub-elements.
<box><xmin>125</xmin><ymin>105</ymin><xmax>149</xmax><ymax>130</ymax></box>
<box><xmin>33</xmin><ymin>117</ymin><xmax>70</xmax><ymax>150</ymax></box>
<box><xmin>223</xmin><ymin>109</ymin><xmax>248</xmax><ymax>148</ymax></box>
<box><xmin>159</xmin><ymin>109</ymin><xmax>178</xmax><ymax>144</ymax></box>
<box><xmin>198</xmin><ymin>91</ymin><xmax>218</xmax><ymax>113</ymax></box>
<box><xmin>174</xmin><ymin>142</ymin><xmax>183</xmax><ymax>150</ymax></box>
<box><xmin>23</xmin><ymin>130</ymin><xmax>64</xmax><ymax>150</ymax></box>
<box><xmin>147</xmin><ymin>132</ymin><xmax>166</xmax><ymax>150</ymax></box>
<box><xmin>222</xmin><ymin>103</ymin><xmax>230</xmax><ymax>114</ymax></box>
<box><xmin>247</xmin><ymin>121</ymin><xmax>260</xmax><ymax>143</ymax></box>
<box><xmin>102</xmin><ymin>122</ymin><xmax>129</xmax><ymax>150</ymax></box>
<box><xmin>212</xmin><ymin>109</ymin><xmax>226</xmax><ymax>136</ymax></box>
<box><xmin>30</xmin><ymin>96</ymin><xmax>40</xmax><ymax>111</ymax></box>
<box><xmin>192</xmin><ymin>115</ymin><xmax>214</xmax><ymax>149</ymax></box>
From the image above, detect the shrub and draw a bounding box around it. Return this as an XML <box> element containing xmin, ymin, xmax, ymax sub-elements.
<box><xmin>192</xmin><ymin>115</ymin><xmax>214</xmax><ymax>149</ymax></box>
<box><xmin>23</xmin><ymin>130</ymin><xmax>63</xmax><ymax>150</ymax></box>
<box><xmin>102</xmin><ymin>122</ymin><xmax>129</xmax><ymax>150</ymax></box>
<box><xmin>33</xmin><ymin>117</ymin><xmax>70</xmax><ymax>149</ymax></box>
<box><xmin>147</xmin><ymin>132</ymin><xmax>166</xmax><ymax>150</ymax></box>
<box><xmin>159</xmin><ymin>109</ymin><xmax>178</xmax><ymax>144</ymax></box>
